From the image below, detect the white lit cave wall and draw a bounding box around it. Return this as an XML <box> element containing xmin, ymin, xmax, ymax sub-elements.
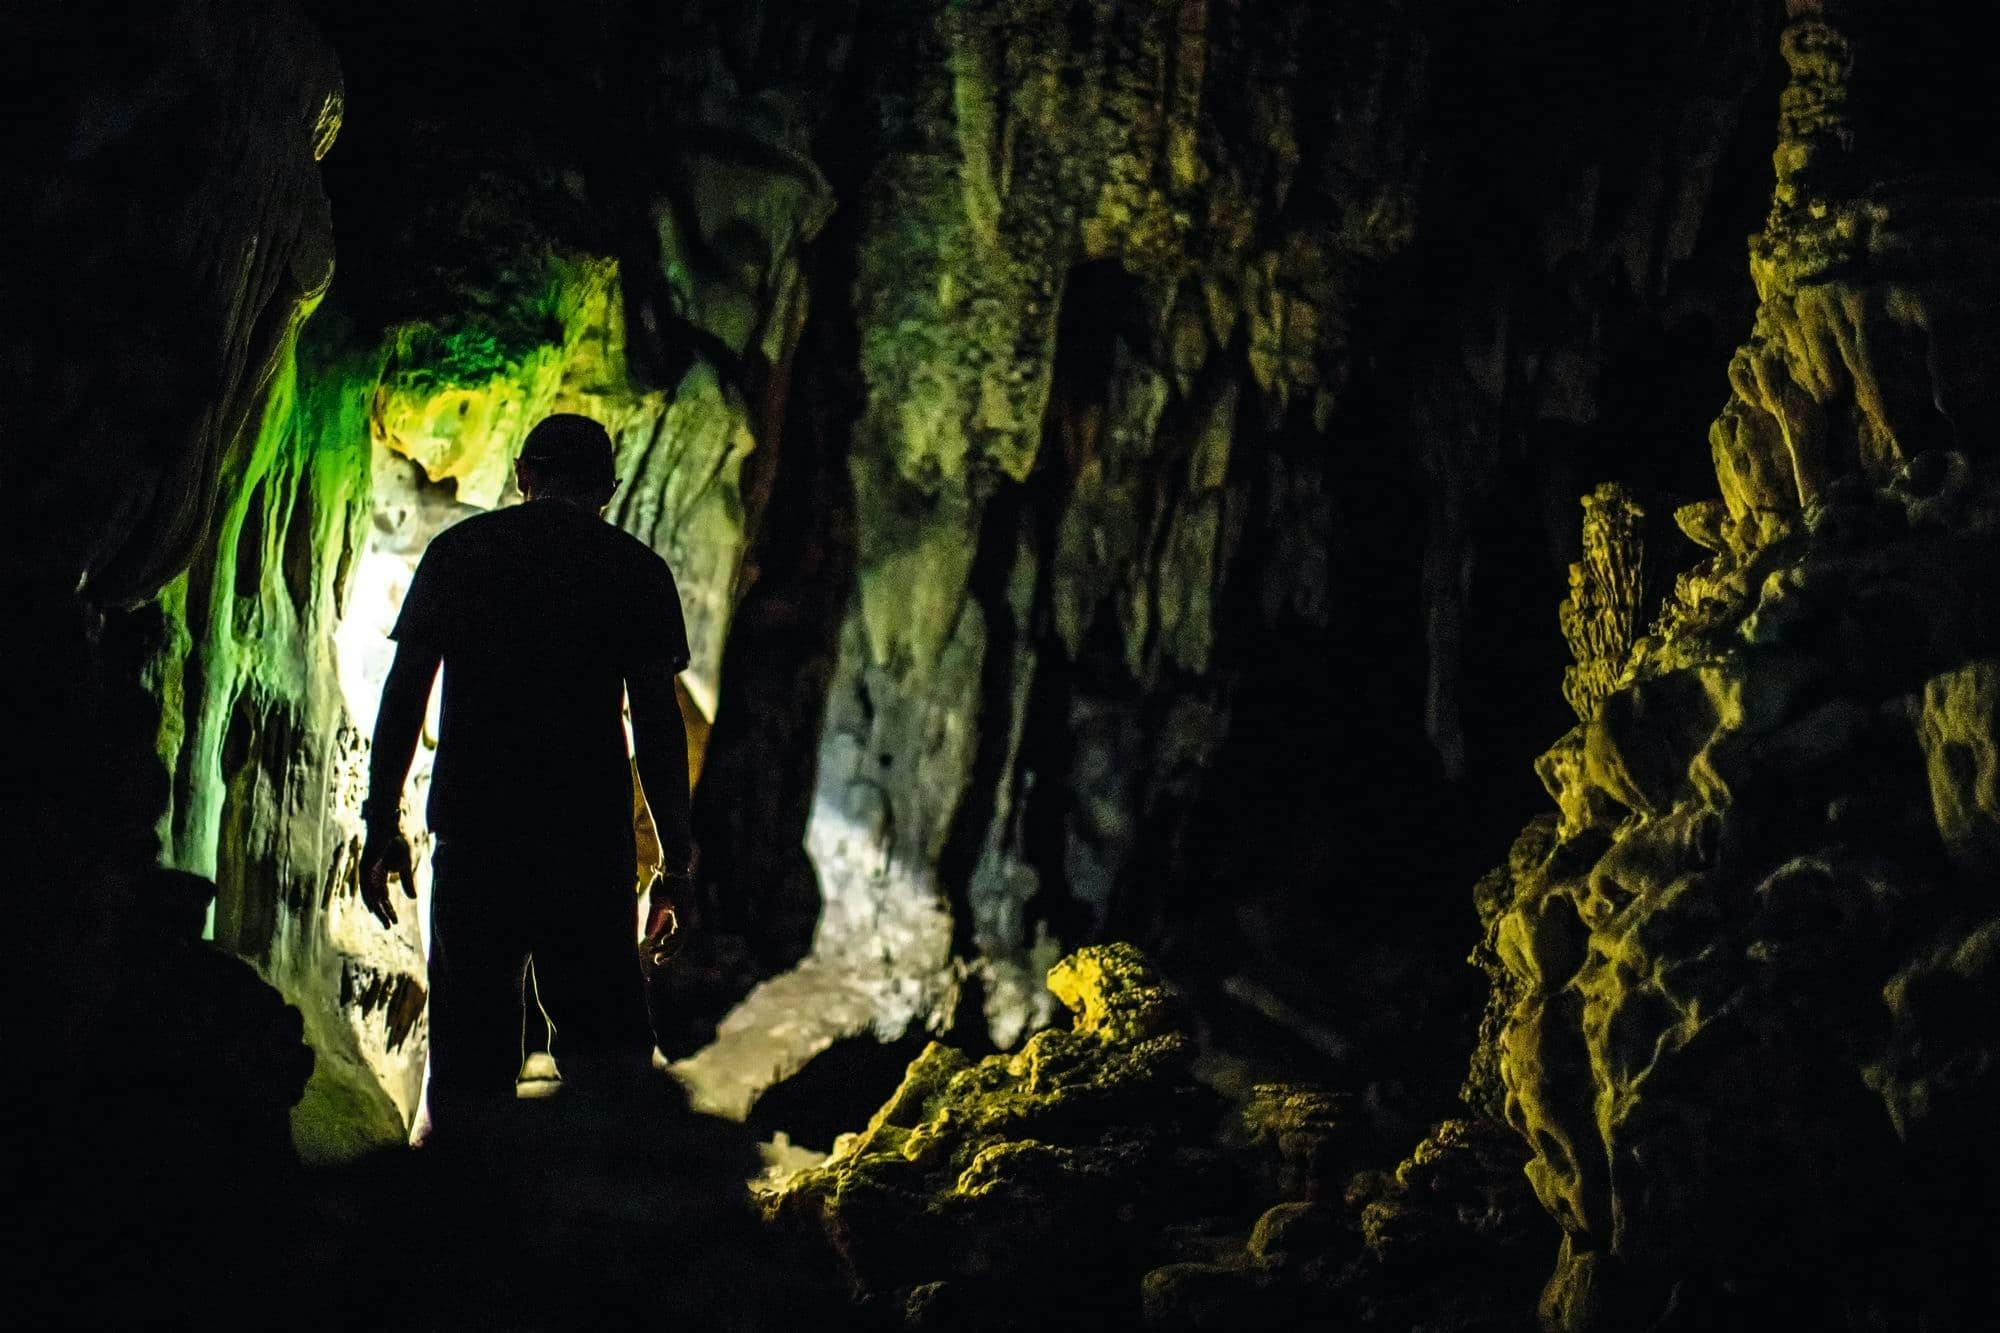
<box><xmin>310</xmin><ymin>257</ymin><xmax>1050</xmax><ymax>1135</ymax></box>
<box><xmin>323</xmin><ymin>423</ymin><xmax>996</xmax><ymax>1139</ymax></box>
<box><xmin>669</xmin><ymin>623</ymin><xmax>983</xmax><ymax>1122</ymax></box>
<box><xmin>669</xmin><ymin>775</ymin><xmax>962</xmax><ymax>1121</ymax></box>
<box><xmin>320</xmin><ymin>443</ymin><xmax>462</xmax><ymax>1146</ymax></box>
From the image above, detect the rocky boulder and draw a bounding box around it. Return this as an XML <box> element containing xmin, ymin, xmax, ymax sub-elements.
<box><xmin>1484</xmin><ymin>448</ymin><xmax>2000</xmax><ymax>1327</ymax></box>
<box><xmin>1470</xmin><ymin>5</ymin><xmax>2000</xmax><ymax>1324</ymax></box>
<box><xmin>764</xmin><ymin>943</ymin><xmax>1235</xmax><ymax>1327</ymax></box>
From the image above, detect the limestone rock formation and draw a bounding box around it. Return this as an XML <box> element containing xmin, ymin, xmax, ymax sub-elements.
<box><xmin>763</xmin><ymin>945</ymin><xmax>1548</xmax><ymax>1330</ymax></box>
<box><xmin>1489</xmin><ymin>448</ymin><xmax>2000</xmax><ymax>1327</ymax></box>
<box><xmin>95</xmin><ymin>0</ymin><xmax>1809</xmax><ymax>1159</ymax></box>
<box><xmin>1557</xmin><ymin>484</ymin><xmax>1646</xmax><ymax>724</ymax></box>
<box><xmin>1139</xmin><ymin>1108</ymin><xmax>1547</xmax><ymax>1332</ymax></box>
<box><xmin>5</xmin><ymin>5</ymin><xmax>340</xmax><ymax>1307</ymax></box>
<box><xmin>1477</xmin><ymin>9</ymin><xmax>2000</xmax><ymax>1324</ymax></box>
<box><xmin>765</xmin><ymin>944</ymin><xmax>1231</xmax><ymax>1325</ymax></box>
<box><xmin>29</xmin><ymin>12</ymin><xmax>1955</xmax><ymax>1308</ymax></box>
<box><xmin>1695</xmin><ymin>7</ymin><xmax>2000</xmax><ymax>561</ymax></box>
<box><xmin>30</xmin><ymin>0</ymin><xmax>2000</xmax><ymax>1326</ymax></box>
<box><xmin>779</xmin><ymin>0</ymin><xmax>1432</xmax><ymax>1082</ymax></box>
<box><xmin>4</xmin><ymin>0</ymin><xmax>341</xmax><ymax>605</ymax></box>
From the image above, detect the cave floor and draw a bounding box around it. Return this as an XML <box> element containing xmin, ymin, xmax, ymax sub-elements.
<box><xmin>293</xmin><ymin>1076</ymin><xmax>848</xmax><ymax>1330</ymax></box>
<box><xmin>48</xmin><ymin>1072</ymin><xmax>850</xmax><ymax>1332</ymax></box>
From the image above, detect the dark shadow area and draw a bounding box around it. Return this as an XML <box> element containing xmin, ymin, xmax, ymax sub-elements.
<box><xmin>34</xmin><ymin>1</ymin><xmax>2000</xmax><ymax>1328</ymax></box>
<box><xmin>298</xmin><ymin>1076</ymin><xmax>844</xmax><ymax>1332</ymax></box>
<box><xmin>27</xmin><ymin>1073</ymin><xmax>847</xmax><ymax>1331</ymax></box>
<box><xmin>745</xmin><ymin>1033</ymin><xmax>935</xmax><ymax>1152</ymax></box>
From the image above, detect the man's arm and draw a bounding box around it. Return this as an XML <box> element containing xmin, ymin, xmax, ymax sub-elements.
<box><xmin>627</xmin><ymin>658</ymin><xmax>692</xmax><ymax>873</ymax></box>
<box><xmin>360</xmin><ymin>641</ymin><xmax>441</xmax><ymax>927</ymax></box>
<box><xmin>629</xmin><ymin>658</ymin><xmax>693</xmax><ymax>963</ymax></box>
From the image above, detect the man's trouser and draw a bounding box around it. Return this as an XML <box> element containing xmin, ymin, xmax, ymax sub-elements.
<box><xmin>425</xmin><ymin>836</ymin><xmax>645</xmax><ymax>1128</ymax></box>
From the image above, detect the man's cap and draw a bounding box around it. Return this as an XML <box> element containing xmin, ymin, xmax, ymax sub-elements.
<box><xmin>518</xmin><ymin>413</ymin><xmax>616</xmax><ymax>481</ymax></box>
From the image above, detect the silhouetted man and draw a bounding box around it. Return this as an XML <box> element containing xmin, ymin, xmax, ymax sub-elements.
<box><xmin>360</xmin><ymin>413</ymin><xmax>692</xmax><ymax>1136</ymax></box>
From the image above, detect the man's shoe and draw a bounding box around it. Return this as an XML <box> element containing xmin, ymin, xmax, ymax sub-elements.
<box><xmin>516</xmin><ymin>1050</ymin><xmax>563</xmax><ymax>1099</ymax></box>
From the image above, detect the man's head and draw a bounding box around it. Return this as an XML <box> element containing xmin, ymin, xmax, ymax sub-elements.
<box><xmin>516</xmin><ymin>413</ymin><xmax>618</xmax><ymax>509</ymax></box>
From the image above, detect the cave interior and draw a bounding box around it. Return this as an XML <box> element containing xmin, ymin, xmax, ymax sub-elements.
<box><xmin>12</xmin><ymin>0</ymin><xmax>2000</xmax><ymax>1328</ymax></box>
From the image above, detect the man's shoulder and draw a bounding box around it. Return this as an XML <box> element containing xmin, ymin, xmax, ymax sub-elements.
<box><xmin>431</xmin><ymin>501</ymin><xmax>674</xmax><ymax>581</ymax></box>
<box><xmin>433</xmin><ymin>500</ymin><xmax>577</xmax><ymax>558</ymax></box>
<box><xmin>597</xmin><ymin>515</ymin><xmax>676</xmax><ymax>580</ymax></box>
<box><xmin>426</xmin><ymin>505</ymin><xmax>510</xmax><ymax>550</ymax></box>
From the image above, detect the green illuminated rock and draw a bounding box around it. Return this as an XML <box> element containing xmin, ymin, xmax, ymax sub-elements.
<box><xmin>151</xmin><ymin>314</ymin><xmax>405</xmax><ymax>1157</ymax></box>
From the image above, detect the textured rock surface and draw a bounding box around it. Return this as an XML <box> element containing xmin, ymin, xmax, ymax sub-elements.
<box><xmin>4</xmin><ymin>0</ymin><xmax>337</xmax><ymax>1312</ymax></box>
<box><xmin>765</xmin><ymin>944</ymin><xmax>1231</xmax><ymax>1324</ymax></box>
<box><xmin>28</xmin><ymin>2</ymin><xmax>2000</xmax><ymax>1329</ymax></box>
<box><xmin>87</xmin><ymin>0</ymin><xmax>1813</xmax><ymax>1159</ymax></box>
<box><xmin>1476</xmin><ymin>7</ymin><xmax>2000</xmax><ymax>1324</ymax></box>
<box><xmin>1140</xmin><ymin>1110</ymin><xmax>1547</xmax><ymax>1332</ymax></box>
<box><xmin>765</xmin><ymin>946</ymin><xmax>1551</xmax><ymax>1333</ymax></box>
<box><xmin>1558</xmin><ymin>484</ymin><xmax>1647</xmax><ymax>725</ymax></box>
<box><xmin>37</xmin><ymin>22</ymin><xmax>1992</xmax><ymax>1333</ymax></box>
<box><xmin>136</xmin><ymin>2</ymin><xmax>843</xmax><ymax>1153</ymax></box>
<box><xmin>4</xmin><ymin>0</ymin><xmax>342</xmax><ymax>605</ymax></box>
<box><xmin>689</xmin><ymin>0</ymin><xmax>1796</xmax><ymax>1126</ymax></box>
<box><xmin>1701</xmin><ymin>11</ymin><xmax>2000</xmax><ymax>556</ymax></box>
<box><xmin>1489</xmin><ymin>453</ymin><xmax>2000</xmax><ymax>1327</ymax></box>
<box><xmin>767</xmin><ymin>0</ymin><xmax>1422</xmax><ymax>1080</ymax></box>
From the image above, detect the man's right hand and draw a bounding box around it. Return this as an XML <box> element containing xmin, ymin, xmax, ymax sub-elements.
<box><xmin>641</xmin><ymin>870</ymin><xmax>692</xmax><ymax>967</ymax></box>
<box><xmin>361</xmin><ymin>827</ymin><xmax>415</xmax><ymax>928</ymax></box>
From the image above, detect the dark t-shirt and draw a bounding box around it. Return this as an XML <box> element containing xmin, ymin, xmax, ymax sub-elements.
<box><xmin>391</xmin><ymin>499</ymin><xmax>689</xmax><ymax>849</ymax></box>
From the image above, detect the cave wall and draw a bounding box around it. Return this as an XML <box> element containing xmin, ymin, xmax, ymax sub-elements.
<box><xmin>4</xmin><ymin>0</ymin><xmax>340</xmax><ymax>1297</ymax></box>
<box><xmin>119</xmin><ymin>0</ymin><xmax>856</xmax><ymax>1154</ymax></box>
<box><xmin>3</xmin><ymin>1</ymin><xmax>341</xmax><ymax>607</ymax></box>
<box><xmin>791</xmin><ymin>0</ymin><xmax>1416</xmax><ymax>1063</ymax></box>
<box><xmin>1475</xmin><ymin>1</ymin><xmax>2000</xmax><ymax>1325</ymax></box>
<box><xmin>148</xmin><ymin>318</ymin><xmax>404</xmax><ymax>1155</ymax></box>
<box><xmin>4</xmin><ymin>0</ymin><xmax>339</xmax><ymax>1083</ymax></box>
<box><xmin>10</xmin><ymin>0</ymin><xmax>1825</xmax><ymax>1171</ymax></box>
<box><xmin>19</xmin><ymin>1</ymin><xmax>2000</xmax><ymax>1322</ymax></box>
<box><xmin>125</xmin><ymin>0</ymin><xmax>1804</xmax><ymax>1144</ymax></box>
<box><xmin>686</xmin><ymin>0</ymin><xmax>1794</xmax><ymax>1115</ymax></box>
